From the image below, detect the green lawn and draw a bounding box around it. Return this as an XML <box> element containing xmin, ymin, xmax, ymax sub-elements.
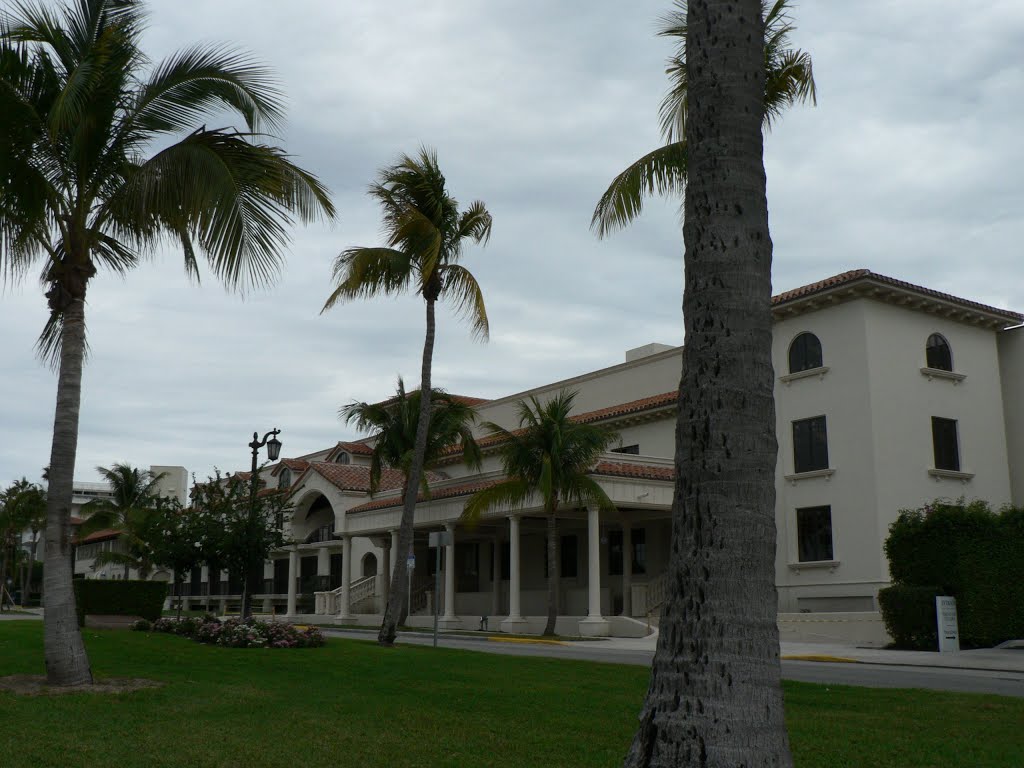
<box><xmin>0</xmin><ymin>622</ymin><xmax>1020</xmax><ymax>768</ymax></box>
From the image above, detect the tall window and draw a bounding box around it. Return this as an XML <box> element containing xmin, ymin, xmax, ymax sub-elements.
<box><xmin>932</xmin><ymin>417</ymin><xmax>960</xmax><ymax>471</ymax></box>
<box><xmin>797</xmin><ymin>506</ymin><xmax>833</xmax><ymax>562</ymax></box>
<box><xmin>544</xmin><ymin>535</ymin><xmax>580</xmax><ymax>578</ymax></box>
<box><xmin>793</xmin><ymin>415</ymin><xmax>829</xmax><ymax>473</ymax></box>
<box><xmin>608</xmin><ymin>528</ymin><xmax>648</xmax><ymax>575</ymax></box>
<box><xmin>278</xmin><ymin>468</ymin><xmax>292</xmax><ymax>489</ymax></box>
<box><xmin>926</xmin><ymin>334</ymin><xmax>953</xmax><ymax>371</ymax></box>
<box><xmin>788</xmin><ymin>332</ymin><xmax>823</xmax><ymax>373</ymax></box>
<box><xmin>335</xmin><ymin>453</ymin><xmax>350</xmax><ymax>465</ymax></box>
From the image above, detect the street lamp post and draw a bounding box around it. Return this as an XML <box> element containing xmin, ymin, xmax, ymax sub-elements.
<box><xmin>242</xmin><ymin>428</ymin><xmax>282</xmax><ymax>618</ymax></box>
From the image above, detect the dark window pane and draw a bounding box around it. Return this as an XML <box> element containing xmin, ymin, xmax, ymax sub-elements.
<box><xmin>632</xmin><ymin>528</ymin><xmax>647</xmax><ymax>575</ymax></box>
<box><xmin>793</xmin><ymin>416</ymin><xmax>829</xmax><ymax>473</ymax></box>
<box><xmin>932</xmin><ymin>417</ymin><xmax>960</xmax><ymax>471</ymax></box>
<box><xmin>788</xmin><ymin>332</ymin><xmax>823</xmax><ymax>373</ymax></box>
<box><xmin>273</xmin><ymin>559</ymin><xmax>289</xmax><ymax>593</ymax></box>
<box><xmin>560</xmin><ymin>535</ymin><xmax>578</xmax><ymax>578</ymax></box>
<box><xmin>501</xmin><ymin>541</ymin><xmax>510</xmax><ymax>580</ymax></box>
<box><xmin>926</xmin><ymin>334</ymin><xmax>953</xmax><ymax>371</ymax></box>
<box><xmin>611</xmin><ymin>444</ymin><xmax>640</xmax><ymax>455</ymax></box>
<box><xmin>329</xmin><ymin>554</ymin><xmax>344</xmax><ymax>590</ymax></box>
<box><xmin>608</xmin><ymin>529</ymin><xmax>623</xmax><ymax>575</ymax></box>
<box><xmin>797</xmin><ymin>506</ymin><xmax>833</xmax><ymax>562</ymax></box>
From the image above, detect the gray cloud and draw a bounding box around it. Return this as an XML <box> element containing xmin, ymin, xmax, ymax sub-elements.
<box><xmin>2</xmin><ymin>1</ymin><xmax>1022</xmax><ymax>487</ymax></box>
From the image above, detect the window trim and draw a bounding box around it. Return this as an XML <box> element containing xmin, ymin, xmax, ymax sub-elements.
<box><xmin>920</xmin><ymin>367</ymin><xmax>966</xmax><ymax>384</ymax></box>
<box><xmin>779</xmin><ymin>365</ymin><xmax>830</xmax><ymax>385</ymax></box>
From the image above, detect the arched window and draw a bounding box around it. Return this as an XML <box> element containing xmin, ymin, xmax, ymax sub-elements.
<box><xmin>926</xmin><ymin>334</ymin><xmax>953</xmax><ymax>371</ymax></box>
<box><xmin>335</xmin><ymin>453</ymin><xmax>350</xmax><ymax>465</ymax></box>
<box><xmin>788</xmin><ymin>332</ymin><xmax>823</xmax><ymax>373</ymax></box>
<box><xmin>278</xmin><ymin>468</ymin><xmax>292</xmax><ymax>489</ymax></box>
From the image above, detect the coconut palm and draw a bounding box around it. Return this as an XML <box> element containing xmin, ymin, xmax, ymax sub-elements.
<box><xmin>591</xmin><ymin>0</ymin><xmax>815</xmax><ymax>237</ymax></box>
<box><xmin>621</xmin><ymin>2</ymin><xmax>793</xmax><ymax>765</ymax></box>
<box><xmin>0</xmin><ymin>0</ymin><xmax>334</xmax><ymax>685</ymax></box>
<box><xmin>341</xmin><ymin>378</ymin><xmax>483</xmax><ymax>497</ymax></box>
<box><xmin>323</xmin><ymin>147</ymin><xmax>490</xmax><ymax>646</ymax></box>
<box><xmin>462</xmin><ymin>390</ymin><xmax>617</xmax><ymax>637</ymax></box>
<box><xmin>7</xmin><ymin>480</ymin><xmax>46</xmax><ymax>605</ymax></box>
<box><xmin>78</xmin><ymin>463</ymin><xmax>164</xmax><ymax>580</ymax></box>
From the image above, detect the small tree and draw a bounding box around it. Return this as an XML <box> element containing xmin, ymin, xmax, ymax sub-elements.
<box><xmin>191</xmin><ymin>471</ymin><xmax>290</xmax><ymax>618</ymax></box>
<box><xmin>143</xmin><ymin>498</ymin><xmax>214</xmax><ymax>619</ymax></box>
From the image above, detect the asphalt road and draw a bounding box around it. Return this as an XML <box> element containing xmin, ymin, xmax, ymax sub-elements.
<box><xmin>324</xmin><ymin>629</ymin><xmax>1024</xmax><ymax>698</ymax></box>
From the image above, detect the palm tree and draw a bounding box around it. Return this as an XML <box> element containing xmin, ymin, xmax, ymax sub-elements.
<box><xmin>0</xmin><ymin>0</ymin><xmax>334</xmax><ymax>685</ymax></box>
<box><xmin>621</xmin><ymin>2</ymin><xmax>793</xmax><ymax>766</ymax></box>
<box><xmin>6</xmin><ymin>480</ymin><xmax>46</xmax><ymax>605</ymax></box>
<box><xmin>462</xmin><ymin>390</ymin><xmax>617</xmax><ymax>637</ymax></box>
<box><xmin>78</xmin><ymin>463</ymin><xmax>164</xmax><ymax>580</ymax></box>
<box><xmin>342</xmin><ymin>378</ymin><xmax>483</xmax><ymax>622</ymax></box>
<box><xmin>591</xmin><ymin>0</ymin><xmax>815</xmax><ymax>237</ymax></box>
<box><xmin>323</xmin><ymin>148</ymin><xmax>491</xmax><ymax>646</ymax></box>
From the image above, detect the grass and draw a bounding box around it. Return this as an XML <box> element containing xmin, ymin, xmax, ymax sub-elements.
<box><xmin>0</xmin><ymin>622</ymin><xmax>1021</xmax><ymax>768</ymax></box>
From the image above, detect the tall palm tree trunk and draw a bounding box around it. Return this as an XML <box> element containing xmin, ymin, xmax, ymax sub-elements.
<box><xmin>379</xmin><ymin>297</ymin><xmax>437</xmax><ymax>646</ymax></box>
<box><xmin>543</xmin><ymin>509</ymin><xmax>560</xmax><ymax>636</ymax></box>
<box><xmin>43</xmin><ymin>296</ymin><xmax>94</xmax><ymax>686</ymax></box>
<box><xmin>623</xmin><ymin>1</ymin><xmax>791</xmax><ymax>766</ymax></box>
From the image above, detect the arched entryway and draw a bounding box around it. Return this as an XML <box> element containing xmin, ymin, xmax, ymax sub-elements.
<box><xmin>361</xmin><ymin>552</ymin><xmax>377</xmax><ymax>579</ymax></box>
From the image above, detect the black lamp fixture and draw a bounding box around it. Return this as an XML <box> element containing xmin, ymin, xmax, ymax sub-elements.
<box><xmin>249</xmin><ymin>428</ymin><xmax>283</xmax><ymax>475</ymax></box>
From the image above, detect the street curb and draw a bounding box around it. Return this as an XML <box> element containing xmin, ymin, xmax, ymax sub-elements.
<box><xmin>488</xmin><ymin>636</ymin><xmax>567</xmax><ymax>646</ymax></box>
<box><xmin>781</xmin><ymin>654</ymin><xmax>860</xmax><ymax>664</ymax></box>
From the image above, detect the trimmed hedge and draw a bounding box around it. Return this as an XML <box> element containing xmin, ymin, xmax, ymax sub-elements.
<box><xmin>882</xmin><ymin>500</ymin><xmax>1024</xmax><ymax>649</ymax></box>
<box><xmin>877</xmin><ymin>585</ymin><xmax>943</xmax><ymax>649</ymax></box>
<box><xmin>73</xmin><ymin>580</ymin><xmax>167</xmax><ymax>626</ymax></box>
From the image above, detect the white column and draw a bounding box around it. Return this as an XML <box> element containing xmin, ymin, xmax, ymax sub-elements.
<box><xmin>491</xmin><ymin>534</ymin><xmax>501</xmax><ymax>617</ymax></box>
<box><xmin>500</xmin><ymin>515</ymin><xmax>528</xmax><ymax>633</ymax></box>
<box><xmin>286</xmin><ymin>546</ymin><xmax>299</xmax><ymax>617</ymax></box>
<box><xmin>339</xmin><ymin>535</ymin><xmax>352</xmax><ymax>619</ymax></box>
<box><xmin>317</xmin><ymin>546</ymin><xmax>330</xmax><ymax>588</ymax></box>
<box><xmin>261</xmin><ymin>562</ymin><xmax>274</xmax><ymax>613</ymax></box>
<box><xmin>579</xmin><ymin>506</ymin><xmax>610</xmax><ymax>636</ymax></box>
<box><xmin>444</xmin><ymin>523</ymin><xmax>456</xmax><ymax>618</ymax></box>
<box><xmin>622</xmin><ymin>522</ymin><xmax>633</xmax><ymax>617</ymax></box>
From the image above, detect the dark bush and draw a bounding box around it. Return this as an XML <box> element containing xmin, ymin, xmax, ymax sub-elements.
<box><xmin>877</xmin><ymin>585</ymin><xmax>943</xmax><ymax>649</ymax></box>
<box><xmin>73</xmin><ymin>580</ymin><xmax>168</xmax><ymax>626</ymax></box>
<box><xmin>883</xmin><ymin>499</ymin><xmax>1024</xmax><ymax>648</ymax></box>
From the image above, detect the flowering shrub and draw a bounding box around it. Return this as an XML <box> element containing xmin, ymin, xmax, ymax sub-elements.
<box><xmin>149</xmin><ymin>615</ymin><xmax>324</xmax><ymax>649</ymax></box>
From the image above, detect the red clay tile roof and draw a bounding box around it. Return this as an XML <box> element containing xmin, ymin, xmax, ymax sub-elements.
<box><xmin>439</xmin><ymin>390</ymin><xmax>679</xmax><ymax>458</ymax></box>
<box><xmin>771</xmin><ymin>269</ymin><xmax>1023</xmax><ymax>322</ymax></box>
<box><xmin>75</xmin><ymin>528</ymin><xmax>121</xmax><ymax>545</ymax></box>
<box><xmin>592</xmin><ymin>461</ymin><xmax>674</xmax><ymax>482</ymax></box>
<box><xmin>293</xmin><ymin>462</ymin><xmax>445</xmax><ymax>495</ymax></box>
<box><xmin>348</xmin><ymin>479</ymin><xmax>500</xmax><ymax>514</ymax></box>
<box><xmin>271</xmin><ymin>459</ymin><xmax>311</xmax><ymax>477</ymax></box>
<box><xmin>324</xmin><ymin>441</ymin><xmax>375</xmax><ymax>462</ymax></box>
<box><xmin>347</xmin><ymin>461</ymin><xmax>673</xmax><ymax>514</ymax></box>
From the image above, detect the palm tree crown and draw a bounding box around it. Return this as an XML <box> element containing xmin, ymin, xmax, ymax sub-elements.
<box><xmin>321</xmin><ymin>147</ymin><xmax>490</xmax><ymax>335</ymax></box>
<box><xmin>340</xmin><ymin>378</ymin><xmax>483</xmax><ymax>496</ymax></box>
<box><xmin>591</xmin><ymin>0</ymin><xmax>815</xmax><ymax>237</ymax></box>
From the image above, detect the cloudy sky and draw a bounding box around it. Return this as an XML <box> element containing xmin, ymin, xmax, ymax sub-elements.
<box><xmin>2</xmin><ymin>0</ymin><xmax>1023</xmax><ymax>488</ymax></box>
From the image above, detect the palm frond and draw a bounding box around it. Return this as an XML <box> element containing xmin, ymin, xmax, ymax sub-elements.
<box><xmin>591</xmin><ymin>142</ymin><xmax>688</xmax><ymax>238</ymax></box>
<box><xmin>461</xmin><ymin>478</ymin><xmax>532</xmax><ymax>528</ymax></box>
<box><xmin>321</xmin><ymin>246</ymin><xmax>413</xmax><ymax>312</ymax></box>
<box><xmin>440</xmin><ymin>264</ymin><xmax>489</xmax><ymax>340</ymax></box>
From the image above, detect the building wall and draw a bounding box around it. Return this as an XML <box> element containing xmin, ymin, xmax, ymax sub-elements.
<box><xmin>997</xmin><ymin>325</ymin><xmax>1024</xmax><ymax>505</ymax></box>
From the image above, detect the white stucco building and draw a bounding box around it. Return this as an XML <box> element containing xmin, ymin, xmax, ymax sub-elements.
<box><xmin>178</xmin><ymin>270</ymin><xmax>1023</xmax><ymax>639</ymax></box>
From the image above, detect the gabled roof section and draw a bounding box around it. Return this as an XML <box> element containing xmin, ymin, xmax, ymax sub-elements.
<box><xmin>771</xmin><ymin>269</ymin><xmax>1023</xmax><ymax>328</ymax></box>
<box><xmin>74</xmin><ymin>528</ymin><xmax>121</xmax><ymax>545</ymax></box>
<box><xmin>324</xmin><ymin>441</ymin><xmax>375</xmax><ymax>462</ymax></box>
<box><xmin>290</xmin><ymin>461</ymin><xmax>446</xmax><ymax>495</ymax></box>
<box><xmin>270</xmin><ymin>459</ymin><xmax>311</xmax><ymax>477</ymax></box>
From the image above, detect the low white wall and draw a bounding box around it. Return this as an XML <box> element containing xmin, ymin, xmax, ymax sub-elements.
<box><xmin>777</xmin><ymin>611</ymin><xmax>891</xmax><ymax>647</ymax></box>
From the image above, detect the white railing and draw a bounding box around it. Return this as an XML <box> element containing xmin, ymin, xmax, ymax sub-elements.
<box><xmin>314</xmin><ymin>574</ymin><xmax>377</xmax><ymax>615</ymax></box>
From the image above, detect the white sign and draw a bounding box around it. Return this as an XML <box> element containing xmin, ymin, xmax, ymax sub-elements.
<box><xmin>428</xmin><ymin>531</ymin><xmax>452</xmax><ymax>548</ymax></box>
<box><xmin>406</xmin><ymin>555</ymin><xmax>415</xmax><ymax>569</ymax></box>
<box><xmin>935</xmin><ymin>596</ymin><xmax>960</xmax><ymax>653</ymax></box>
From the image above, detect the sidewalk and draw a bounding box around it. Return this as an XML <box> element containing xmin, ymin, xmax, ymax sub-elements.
<box><xmin>780</xmin><ymin>640</ymin><xmax>1024</xmax><ymax>674</ymax></box>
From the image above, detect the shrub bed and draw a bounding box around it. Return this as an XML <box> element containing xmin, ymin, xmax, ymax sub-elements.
<box><xmin>141</xmin><ymin>614</ymin><xmax>325</xmax><ymax>649</ymax></box>
<box><xmin>74</xmin><ymin>580</ymin><xmax>167</xmax><ymax>626</ymax></box>
<box><xmin>877</xmin><ymin>584</ymin><xmax>944</xmax><ymax>649</ymax></box>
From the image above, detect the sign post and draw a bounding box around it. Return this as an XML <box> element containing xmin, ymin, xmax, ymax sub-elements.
<box><xmin>428</xmin><ymin>530</ymin><xmax>452</xmax><ymax>648</ymax></box>
<box><xmin>935</xmin><ymin>596</ymin><xmax>960</xmax><ymax>653</ymax></box>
